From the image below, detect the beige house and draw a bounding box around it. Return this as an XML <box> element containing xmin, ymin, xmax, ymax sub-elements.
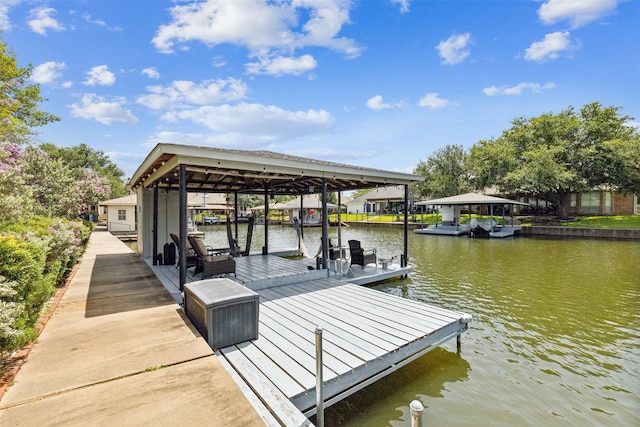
<box><xmin>99</xmin><ymin>194</ymin><xmax>137</xmax><ymax>232</ymax></box>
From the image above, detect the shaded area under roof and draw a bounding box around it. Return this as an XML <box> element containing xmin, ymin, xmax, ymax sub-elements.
<box><xmin>416</xmin><ymin>192</ymin><xmax>529</xmax><ymax>206</ymax></box>
<box><xmin>127</xmin><ymin>143</ymin><xmax>423</xmax><ymax>195</ymax></box>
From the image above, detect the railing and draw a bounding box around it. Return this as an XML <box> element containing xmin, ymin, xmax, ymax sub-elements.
<box><xmin>108</xmin><ymin>221</ymin><xmax>134</xmax><ymax>232</ymax></box>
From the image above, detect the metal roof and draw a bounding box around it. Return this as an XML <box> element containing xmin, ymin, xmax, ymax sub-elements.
<box><xmin>416</xmin><ymin>192</ymin><xmax>529</xmax><ymax>206</ymax></box>
<box><xmin>127</xmin><ymin>143</ymin><xmax>423</xmax><ymax>195</ymax></box>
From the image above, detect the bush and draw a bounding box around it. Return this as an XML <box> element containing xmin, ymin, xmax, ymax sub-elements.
<box><xmin>0</xmin><ymin>217</ymin><xmax>92</xmax><ymax>361</ymax></box>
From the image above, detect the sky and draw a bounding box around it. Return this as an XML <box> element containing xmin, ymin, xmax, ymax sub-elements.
<box><xmin>2</xmin><ymin>0</ymin><xmax>639</xmax><ymax>180</ymax></box>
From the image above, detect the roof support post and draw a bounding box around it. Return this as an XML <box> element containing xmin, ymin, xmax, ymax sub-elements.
<box><xmin>263</xmin><ymin>188</ymin><xmax>269</xmax><ymax>255</ymax></box>
<box><xmin>179</xmin><ymin>164</ymin><xmax>187</xmax><ymax>291</ymax></box>
<box><xmin>337</xmin><ymin>191</ymin><xmax>342</xmax><ymax>250</ymax></box>
<box><xmin>300</xmin><ymin>194</ymin><xmax>304</xmax><ymax>239</ymax></box>
<box><xmin>234</xmin><ymin>192</ymin><xmax>239</xmax><ymax>239</ymax></box>
<box><xmin>321</xmin><ymin>179</ymin><xmax>329</xmax><ymax>269</ymax></box>
<box><xmin>403</xmin><ymin>184</ymin><xmax>409</xmax><ymax>269</ymax></box>
<box><xmin>152</xmin><ymin>184</ymin><xmax>158</xmax><ymax>266</ymax></box>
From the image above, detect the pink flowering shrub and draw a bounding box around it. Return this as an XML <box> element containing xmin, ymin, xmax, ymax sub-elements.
<box><xmin>0</xmin><ymin>216</ymin><xmax>92</xmax><ymax>358</ymax></box>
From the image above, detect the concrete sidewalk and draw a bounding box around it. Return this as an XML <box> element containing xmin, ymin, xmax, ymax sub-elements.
<box><xmin>0</xmin><ymin>228</ymin><xmax>265</xmax><ymax>426</ymax></box>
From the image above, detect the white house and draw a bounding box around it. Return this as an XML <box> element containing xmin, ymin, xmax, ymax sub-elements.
<box><xmin>346</xmin><ymin>185</ymin><xmax>408</xmax><ymax>214</ymax></box>
<box><xmin>99</xmin><ymin>194</ymin><xmax>137</xmax><ymax>232</ymax></box>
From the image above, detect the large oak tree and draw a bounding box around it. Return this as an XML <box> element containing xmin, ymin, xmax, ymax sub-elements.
<box><xmin>468</xmin><ymin>102</ymin><xmax>639</xmax><ymax>217</ymax></box>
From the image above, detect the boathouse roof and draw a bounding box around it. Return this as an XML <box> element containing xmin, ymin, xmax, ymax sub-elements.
<box><xmin>416</xmin><ymin>192</ymin><xmax>528</xmax><ymax>206</ymax></box>
<box><xmin>127</xmin><ymin>143</ymin><xmax>422</xmax><ymax>194</ymax></box>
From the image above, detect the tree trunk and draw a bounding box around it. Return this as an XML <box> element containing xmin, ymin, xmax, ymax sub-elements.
<box><xmin>557</xmin><ymin>192</ymin><xmax>570</xmax><ymax>219</ymax></box>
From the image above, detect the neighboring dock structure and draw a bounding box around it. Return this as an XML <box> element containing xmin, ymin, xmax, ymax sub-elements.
<box><xmin>415</xmin><ymin>192</ymin><xmax>528</xmax><ymax>238</ymax></box>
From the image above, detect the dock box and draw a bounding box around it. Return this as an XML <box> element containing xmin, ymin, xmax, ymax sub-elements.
<box><xmin>184</xmin><ymin>278</ymin><xmax>259</xmax><ymax>349</ymax></box>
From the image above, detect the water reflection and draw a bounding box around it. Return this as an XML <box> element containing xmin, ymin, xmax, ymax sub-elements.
<box><xmin>320</xmin><ymin>348</ymin><xmax>471</xmax><ymax>427</ymax></box>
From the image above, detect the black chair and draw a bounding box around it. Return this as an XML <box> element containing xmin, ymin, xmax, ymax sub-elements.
<box><xmin>170</xmin><ymin>233</ymin><xmax>198</xmax><ymax>269</ymax></box>
<box><xmin>348</xmin><ymin>239</ymin><xmax>376</xmax><ymax>268</ymax></box>
<box><xmin>188</xmin><ymin>235</ymin><xmax>236</xmax><ymax>279</ymax></box>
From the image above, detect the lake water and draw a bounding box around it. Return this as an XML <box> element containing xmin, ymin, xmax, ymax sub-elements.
<box><xmin>145</xmin><ymin>225</ymin><xmax>640</xmax><ymax>426</ymax></box>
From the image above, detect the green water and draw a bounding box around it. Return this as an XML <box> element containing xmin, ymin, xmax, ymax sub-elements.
<box><xmin>319</xmin><ymin>230</ymin><xmax>639</xmax><ymax>426</ymax></box>
<box><xmin>143</xmin><ymin>225</ymin><xmax>640</xmax><ymax>425</ymax></box>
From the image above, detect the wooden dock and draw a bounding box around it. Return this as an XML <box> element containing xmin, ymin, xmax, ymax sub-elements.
<box><xmin>146</xmin><ymin>254</ymin><xmax>471</xmax><ymax>424</ymax></box>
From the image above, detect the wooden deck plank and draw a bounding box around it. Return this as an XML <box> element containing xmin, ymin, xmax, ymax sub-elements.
<box><xmin>258</xmin><ymin>301</ymin><xmax>378</xmax><ymax>366</ymax></box>
<box><xmin>286</xmin><ymin>280</ymin><xmax>431</xmax><ymax>338</ymax></box>
<box><xmin>260</xmin><ymin>286</ymin><xmax>400</xmax><ymax>353</ymax></box>
<box><xmin>259</xmin><ymin>309</ymin><xmax>358</xmax><ymax>375</ymax></box>
<box><xmin>217</xmin><ymin>347</ymin><xmax>312</xmax><ymax>427</ymax></box>
<box><xmin>296</xmin><ymin>279</ymin><xmax>462</xmax><ymax>330</ymax></box>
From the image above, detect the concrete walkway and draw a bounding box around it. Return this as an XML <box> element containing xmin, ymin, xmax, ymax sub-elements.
<box><xmin>0</xmin><ymin>228</ymin><xmax>265</xmax><ymax>426</ymax></box>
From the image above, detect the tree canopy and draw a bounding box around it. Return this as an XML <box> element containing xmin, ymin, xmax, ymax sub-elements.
<box><xmin>467</xmin><ymin>102</ymin><xmax>639</xmax><ymax>216</ymax></box>
<box><xmin>413</xmin><ymin>144</ymin><xmax>473</xmax><ymax>199</ymax></box>
<box><xmin>0</xmin><ymin>36</ymin><xmax>59</xmax><ymax>144</ymax></box>
<box><xmin>40</xmin><ymin>143</ymin><xmax>127</xmax><ymax>198</ymax></box>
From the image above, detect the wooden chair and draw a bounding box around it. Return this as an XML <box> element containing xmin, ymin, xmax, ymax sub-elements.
<box><xmin>170</xmin><ymin>233</ymin><xmax>198</xmax><ymax>269</ymax></box>
<box><xmin>348</xmin><ymin>239</ymin><xmax>376</xmax><ymax>268</ymax></box>
<box><xmin>188</xmin><ymin>235</ymin><xmax>236</xmax><ymax>279</ymax></box>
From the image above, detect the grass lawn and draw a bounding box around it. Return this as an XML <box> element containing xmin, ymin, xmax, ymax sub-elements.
<box><xmin>520</xmin><ymin>215</ymin><xmax>640</xmax><ymax>229</ymax></box>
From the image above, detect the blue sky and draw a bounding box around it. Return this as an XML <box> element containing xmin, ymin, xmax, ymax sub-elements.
<box><xmin>2</xmin><ymin>0</ymin><xmax>639</xmax><ymax>179</ymax></box>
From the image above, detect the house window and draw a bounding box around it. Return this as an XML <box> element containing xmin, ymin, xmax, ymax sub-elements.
<box><xmin>604</xmin><ymin>192</ymin><xmax>612</xmax><ymax>215</ymax></box>
<box><xmin>118</xmin><ymin>209</ymin><xmax>126</xmax><ymax>221</ymax></box>
<box><xmin>581</xmin><ymin>192</ymin><xmax>600</xmax><ymax>214</ymax></box>
<box><xmin>569</xmin><ymin>194</ymin><xmax>577</xmax><ymax>214</ymax></box>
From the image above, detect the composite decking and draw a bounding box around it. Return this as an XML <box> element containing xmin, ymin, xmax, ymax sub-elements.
<box><xmin>145</xmin><ymin>254</ymin><xmax>471</xmax><ymax>422</ymax></box>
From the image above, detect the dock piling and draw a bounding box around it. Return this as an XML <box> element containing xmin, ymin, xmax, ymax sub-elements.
<box><xmin>410</xmin><ymin>400</ymin><xmax>424</xmax><ymax>426</ymax></box>
<box><xmin>315</xmin><ymin>327</ymin><xmax>324</xmax><ymax>427</ymax></box>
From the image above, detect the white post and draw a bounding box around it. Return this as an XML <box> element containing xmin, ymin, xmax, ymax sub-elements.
<box><xmin>315</xmin><ymin>327</ymin><xmax>324</xmax><ymax>427</ymax></box>
<box><xmin>410</xmin><ymin>400</ymin><xmax>424</xmax><ymax>427</ymax></box>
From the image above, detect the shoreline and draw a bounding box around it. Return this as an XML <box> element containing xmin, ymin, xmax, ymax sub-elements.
<box><xmin>343</xmin><ymin>221</ymin><xmax>640</xmax><ymax>240</ymax></box>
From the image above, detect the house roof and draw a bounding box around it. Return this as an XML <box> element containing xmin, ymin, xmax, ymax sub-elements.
<box><xmin>415</xmin><ymin>192</ymin><xmax>529</xmax><ymax>206</ymax></box>
<box><xmin>127</xmin><ymin>143</ymin><xmax>423</xmax><ymax>195</ymax></box>
<box><xmin>349</xmin><ymin>185</ymin><xmax>406</xmax><ymax>204</ymax></box>
<box><xmin>99</xmin><ymin>194</ymin><xmax>137</xmax><ymax>206</ymax></box>
<box><xmin>99</xmin><ymin>192</ymin><xmax>232</xmax><ymax>208</ymax></box>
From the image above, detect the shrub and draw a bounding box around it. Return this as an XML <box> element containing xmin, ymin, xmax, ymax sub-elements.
<box><xmin>0</xmin><ymin>217</ymin><xmax>92</xmax><ymax>361</ymax></box>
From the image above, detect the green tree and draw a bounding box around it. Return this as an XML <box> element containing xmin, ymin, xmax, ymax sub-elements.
<box><xmin>413</xmin><ymin>144</ymin><xmax>472</xmax><ymax>199</ymax></box>
<box><xmin>0</xmin><ymin>35</ymin><xmax>59</xmax><ymax>144</ymax></box>
<box><xmin>40</xmin><ymin>143</ymin><xmax>127</xmax><ymax>198</ymax></box>
<box><xmin>468</xmin><ymin>102</ymin><xmax>639</xmax><ymax>217</ymax></box>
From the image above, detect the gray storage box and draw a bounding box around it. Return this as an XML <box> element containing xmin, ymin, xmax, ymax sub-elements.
<box><xmin>184</xmin><ymin>278</ymin><xmax>259</xmax><ymax>349</ymax></box>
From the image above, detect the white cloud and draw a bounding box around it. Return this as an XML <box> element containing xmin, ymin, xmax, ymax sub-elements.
<box><xmin>137</xmin><ymin>78</ymin><xmax>248</xmax><ymax>110</ymax></box>
<box><xmin>524</xmin><ymin>31</ymin><xmax>576</xmax><ymax>62</ymax></box>
<box><xmin>391</xmin><ymin>0</ymin><xmax>410</xmax><ymax>14</ymax></box>
<box><xmin>0</xmin><ymin>0</ymin><xmax>22</xmax><ymax>31</ymax></box>
<box><xmin>28</xmin><ymin>7</ymin><xmax>65</xmax><ymax>35</ymax></box>
<box><xmin>83</xmin><ymin>65</ymin><xmax>116</xmax><ymax>86</ymax></box>
<box><xmin>152</xmin><ymin>0</ymin><xmax>360</xmax><ymax>75</ymax></box>
<box><xmin>141</xmin><ymin>67</ymin><xmax>161</xmax><ymax>79</ymax></box>
<box><xmin>246</xmin><ymin>54</ymin><xmax>318</xmax><ymax>76</ymax></box>
<box><xmin>70</xmin><ymin>94</ymin><xmax>138</xmax><ymax>124</ymax></box>
<box><xmin>483</xmin><ymin>82</ymin><xmax>556</xmax><ymax>96</ymax></box>
<box><xmin>538</xmin><ymin>0</ymin><xmax>619</xmax><ymax>28</ymax></box>
<box><xmin>366</xmin><ymin>95</ymin><xmax>393</xmax><ymax>111</ymax></box>
<box><xmin>31</xmin><ymin>61</ymin><xmax>66</xmax><ymax>84</ymax></box>
<box><xmin>162</xmin><ymin>102</ymin><xmax>334</xmax><ymax>141</ymax></box>
<box><xmin>418</xmin><ymin>92</ymin><xmax>453</xmax><ymax>109</ymax></box>
<box><xmin>435</xmin><ymin>32</ymin><xmax>471</xmax><ymax>65</ymax></box>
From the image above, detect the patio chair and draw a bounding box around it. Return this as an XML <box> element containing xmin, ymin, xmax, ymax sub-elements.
<box><xmin>170</xmin><ymin>233</ymin><xmax>198</xmax><ymax>269</ymax></box>
<box><xmin>188</xmin><ymin>235</ymin><xmax>236</xmax><ymax>279</ymax></box>
<box><xmin>348</xmin><ymin>239</ymin><xmax>377</xmax><ymax>269</ymax></box>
